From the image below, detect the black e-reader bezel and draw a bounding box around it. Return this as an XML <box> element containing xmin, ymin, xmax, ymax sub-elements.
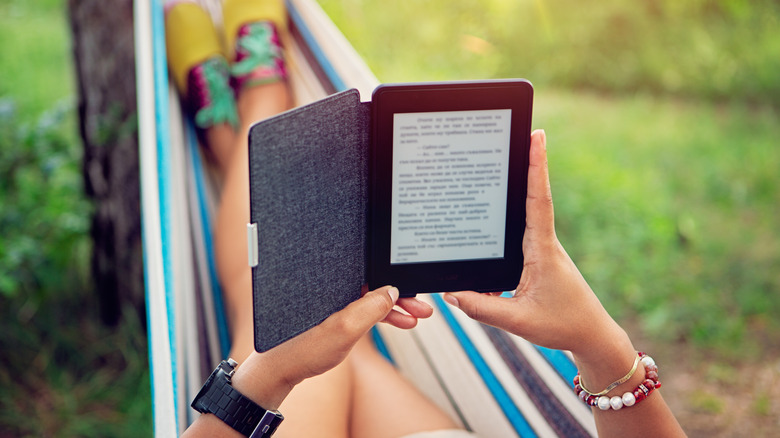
<box><xmin>368</xmin><ymin>79</ymin><xmax>534</xmax><ymax>296</ymax></box>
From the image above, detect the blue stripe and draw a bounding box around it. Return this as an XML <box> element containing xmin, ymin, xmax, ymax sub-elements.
<box><xmin>534</xmin><ymin>345</ymin><xmax>579</xmax><ymax>385</ymax></box>
<box><xmin>151</xmin><ymin>0</ymin><xmax>178</xmax><ymax>432</ymax></box>
<box><xmin>185</xmin><ymin>122</ymin><xmax>231</xmax><ymax>357</ymax></box>
<box><xmin>433</xmin><ymin>294</ymin><xmax>537</xmax><ymax>438</ymax></box>
<box><xmin>285</xmin><ymin>0</ymin><xmax>348</xmax><ymax>92</ymax></box>
<box><xmin>371</xmin><ymin>327</ymin><xmax>394</xmax><ymax>364</ymax></box>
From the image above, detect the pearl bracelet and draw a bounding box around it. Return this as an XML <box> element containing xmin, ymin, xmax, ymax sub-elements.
<box><xmin>573</xmin><ymin>352</ymin><xmax>661</xmax><ymax>411</ymax></box>
<box><xmin>579</xmin><ymin>354</ymin><xmax>640</xmax><ymax>397</ymax></box>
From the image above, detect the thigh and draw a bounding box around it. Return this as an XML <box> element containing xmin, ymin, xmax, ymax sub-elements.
<box><xmin>348</xmin><ymin>335</ymin><xmax>461</xmax><ymax>438</ymax></box>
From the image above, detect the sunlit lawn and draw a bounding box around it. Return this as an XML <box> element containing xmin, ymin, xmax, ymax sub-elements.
<box><xmin>318</xmin><ymin>0</ymin><xmax>780</xmax><ymax>357</ymax></box>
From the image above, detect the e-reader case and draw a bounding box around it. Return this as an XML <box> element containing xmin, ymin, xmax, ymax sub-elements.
<box><xmin>249</xmin><ymin>89</ymin><xmax>370</xmax><ymax>352</ymax></box>
<box><xmin>248</xmin><ymin>82</ymin><xmax>531</xmax><ymax>352</ymax></box>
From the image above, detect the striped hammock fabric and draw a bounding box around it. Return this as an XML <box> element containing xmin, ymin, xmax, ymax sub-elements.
<box><xmin>135</xmin><ymin>0</ymin><xmax>597</xmax><ymax>435</ymax></box>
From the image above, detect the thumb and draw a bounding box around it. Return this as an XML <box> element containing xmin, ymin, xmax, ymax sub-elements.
<box><xmin>323</xmin><ymin>286</ymin><xmax>399</xmax><ymax>341</ymax></box>
<box><xmin>525</xmin><ymin>129</ymin><xmax>555</xmax><ymax>241</ymax></box>
<box><xmin>443</xmin><ymin>291</ymin><xmax>518</xmax><ymax>331</ymax></box>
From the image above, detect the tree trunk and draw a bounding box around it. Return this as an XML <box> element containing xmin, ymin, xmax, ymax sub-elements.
<box><xmin>67</xmin><ymin>0</ymin><xmax>144</xmax><ymax>325</ymax></box>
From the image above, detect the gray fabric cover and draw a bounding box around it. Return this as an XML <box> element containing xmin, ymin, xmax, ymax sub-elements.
<box><xmin>248</xmin><ymin>89</ymin><xmax>371</xmax><ymax>352</ymax></box>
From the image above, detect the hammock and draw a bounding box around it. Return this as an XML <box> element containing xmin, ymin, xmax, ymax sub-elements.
<box><xmin>134</xmin><ymin>0</ymin><xmax>597</xmax><ymax>436</ymax></box>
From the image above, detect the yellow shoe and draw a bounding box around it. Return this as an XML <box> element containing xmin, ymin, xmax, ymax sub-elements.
<box><xmin>165</xmin><ymin>1</ymin><xmax>238</xmax><ymax>129</ymax></box>
<box><xmin>222</xmin><ymin>0</ymin><xmax>288</xmax><ymax>91</ymax></box>
<box><xmin>222</xmin><ymin>0</ymin><xmax>287</xmax><ymax>62</ymax></box>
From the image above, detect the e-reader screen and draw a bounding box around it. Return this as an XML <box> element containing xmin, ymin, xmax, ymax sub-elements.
<box><xmin>390</xmin><ymin>109</ymin><xmax>512</xmax><ymax>264</ymax></box>
<box><xmin>369</xmin><ymin>80</ymin><xmax>533</xmax><ymax>296</ymax></box>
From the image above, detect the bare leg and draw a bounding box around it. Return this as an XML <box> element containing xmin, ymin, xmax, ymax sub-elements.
<box><xmin>214</xmin><ymin>81</ymin><xmax>291</xmax><ymax>362</ymax></box>
<box><xmin>203</xmin><ymin>123</ymin><xmax>238</xmax><ymax>172</ymax></box>
<box><xmin>349</xmin><ymin>335</ymin><xmax>460</xmax><ymax>438</ymax></box>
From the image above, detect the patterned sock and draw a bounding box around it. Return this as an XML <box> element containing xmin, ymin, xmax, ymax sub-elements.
<box><xmin>187</xmin><ymin>56</ymin><xmax>239</xmax><ymax>130</ymax></box>
<box><xmin>230</xmin><ymin>21</ymin><xmax>287</xmax><ymax>92</ymax></box>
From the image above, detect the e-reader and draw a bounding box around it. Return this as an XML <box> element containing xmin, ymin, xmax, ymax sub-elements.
<box><xmin>368</xmin><ymin>80</ymin><xmax>533</xmax><ymax>296</ymax></box>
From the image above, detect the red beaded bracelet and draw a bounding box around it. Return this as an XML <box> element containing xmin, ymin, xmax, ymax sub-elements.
<box><xmin>572</xmin><ymin>352</ymin><xmax>662</xmax><ymax>411</ymax></box>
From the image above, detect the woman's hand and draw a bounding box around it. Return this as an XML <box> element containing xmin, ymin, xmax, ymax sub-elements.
<box><xmin>233</xmin><ymin>285</ymin><xmax>434</xmax><ymax>404</ymax></box>
<box><xmin>442</xmin><ymin>130</ymin><xmax>628</xmax><ymax>362</ymax></box>
<box><xmin>381</xmin><ymin>294</ymin><xmax>434</xmax><ymax>329</ymax></box>
<box><xmin>185</xmin><ymin>286</ymin><xmax>409</xmax><ymax>437</ymax></box>
<box><xmin>262</xmin><ymin>285</ymin><xmax>407</xmax><ymax>389</ymax></box>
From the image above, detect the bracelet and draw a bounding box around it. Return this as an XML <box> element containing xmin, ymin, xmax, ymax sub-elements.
<box><xmin>573</xmin><ymin>352</ymin><xmax>661</xmax><ymax>411</ymax></box>
<box><xmin>578</xmin><ymin>353</ymin><xmax>641</xmax><ymax>397</ymax></box>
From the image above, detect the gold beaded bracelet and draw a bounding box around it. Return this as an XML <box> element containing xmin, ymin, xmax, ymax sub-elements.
<box><xmin>578</xmin><ymin>353</ymin><xmax>641</xmax><ymax>397</ymax></box>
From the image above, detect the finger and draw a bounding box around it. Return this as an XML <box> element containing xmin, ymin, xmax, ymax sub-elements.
<box><xmin>395</xmin><ymin>297</ymin><xmax>434</xmax><ymax>319</ymax></box>
<box><xmin>525</xmin><ymin>129</ymin><xmax>555</xmax><ymax>240</ymax></box>
<box><xmin>443</xmin><ymin>291</ymin><xmax>521</xmax><ymax>331</ymax></box>
<box><xmin>381</xmin><ymin>308</ymin><xmax>419</xmax><ymax>329</ymax></box>
<box><xmin>322</xmin><ymin>286</ymin><xmax>400</xmax><ymax>342</ymax></box>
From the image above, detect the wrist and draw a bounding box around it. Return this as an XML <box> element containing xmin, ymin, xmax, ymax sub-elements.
<box><xmin>571</xmin><ymin>323</ymin><xmax>637</xmax><ymax>392</ymax></box>
<box><xmin>230</xmin><ymin>352</ymin><xmax>296</xmax><ymax>411</ymax></box>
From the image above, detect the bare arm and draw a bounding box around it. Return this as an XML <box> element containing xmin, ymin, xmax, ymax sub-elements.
<box><xmin>445</xmin><ymin>130</ymin><xmax>686</xmax><ymax>438</ymax></box>
<box><xmin>182</xmin><ymin>285</ymin><xmax>433</xmax><ymax>437</ymax></box>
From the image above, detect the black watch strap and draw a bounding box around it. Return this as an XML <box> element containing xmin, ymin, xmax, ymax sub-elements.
<box><xmin>192</xmin><ymin>359</ymin><xmax>283</xmax><ymax>437</ymax></box>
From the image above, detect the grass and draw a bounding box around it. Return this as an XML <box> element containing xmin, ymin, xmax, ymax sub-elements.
<box><xmin>315</xmin><ymin>0</ymin><xmax>780</xmax><ymax>355</ymax></box>
<box><xmin>0</xmin><ymin>0</ymin><xmax>74</xmax><ymax>120</ymax></box>
<box><xmin>536</xmin><ymin>91</ymin><xmax>780</xmax><ymax>355</ymax></box>
<box><xmin>319</xmin><ymin>0</ymin><xmax>780</xmax><ymax>104</ymax></box>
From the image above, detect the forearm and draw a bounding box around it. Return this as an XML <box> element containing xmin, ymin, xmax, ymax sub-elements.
<box><xmin>182</xmin><ymin>352</ymin><xmax>294</xmax><ymax>438</ymax></box>
<box><xmin>182</xmin><ymin>286</ymin><xmax>403</xmax><ymax>437</ymax></box>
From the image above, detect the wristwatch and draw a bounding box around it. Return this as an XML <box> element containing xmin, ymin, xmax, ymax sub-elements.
<box><xmin>192</xmin><ymin>358</ymin><xmax>284</xmax><ymax>437</ymax></box>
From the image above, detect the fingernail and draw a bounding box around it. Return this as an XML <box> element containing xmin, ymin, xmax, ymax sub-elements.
<box><xmin>388</xmin><ymin>287</ymin><xmax>399</xmax><ymax>303</ymax></box>
<box><xmin>443</xmin><ymin>293</ymin><xmax>459</xmax><ymax>308</ymax></box>
<box><xmin>417</xmin><ymin>298</ymin><xmax>433</xmax><ymax>310</ymax></box>
<box><xmin>539</xmin><ymin>129</ymin><xmax>546</xmax><ymax>150</ymax></box>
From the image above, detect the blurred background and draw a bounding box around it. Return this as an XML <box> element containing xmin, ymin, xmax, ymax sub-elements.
<box><xmin>1</xmin><ymin>0</ymin><xmax>778</xmax><ymax>436</ymax></box>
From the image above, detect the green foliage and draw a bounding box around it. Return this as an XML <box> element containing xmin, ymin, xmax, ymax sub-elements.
<box><xmin>0</xmin><ymin>99</ymin><xmax>91</xmax><ymax>299</ymax></box>
<box><xmin>319</xmin><ymin>0</ymin><xmax>780</xmax><ymax>105</ymax></box>
<box><xmin>1</xmin><ymin>2</ymin><xmax>151</xmax><ymax>436</ymax></box>
<box><xmin>0</xmin><ymin>100</ymin><xmax>152</xmax><ymax>437</ymax></box>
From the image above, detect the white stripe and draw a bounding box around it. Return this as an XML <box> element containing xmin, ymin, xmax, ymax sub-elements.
<box><xmin>286</xmin><ymin>0</ymin><xmax>380</xmax><ymax>97</ymax></box>
<box><xmin>446</xmin><ymin>302</ymin><xmax>558</xmax><ymax>437</ymax></box>
<box><xmin>376</xmin><ymin>324</ymin><xmax>464</xmax><ymax>429</ymax></box>
<box><xmin>414</xmin><ymin>295</ymin><xmax>518</xmax><ymax>437</ymax></box>
<box><xmin>284</xmin><ymin>32</ymin><xmax>332</xmax><ymax>104</ymax></box>
<box><xmin>134</xmin><ymin>0</ymin><xmax>178</xmax><ymax>435</ymax></box>
<box><xmin>184</xmin><ymin>128</ymin><xmax>222</xmax><ymax>370</ymax></box>
<box><xmin>167</xmin><ymin>88</ymin><xmax>203</xmax><ymax>426</ymax></box>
